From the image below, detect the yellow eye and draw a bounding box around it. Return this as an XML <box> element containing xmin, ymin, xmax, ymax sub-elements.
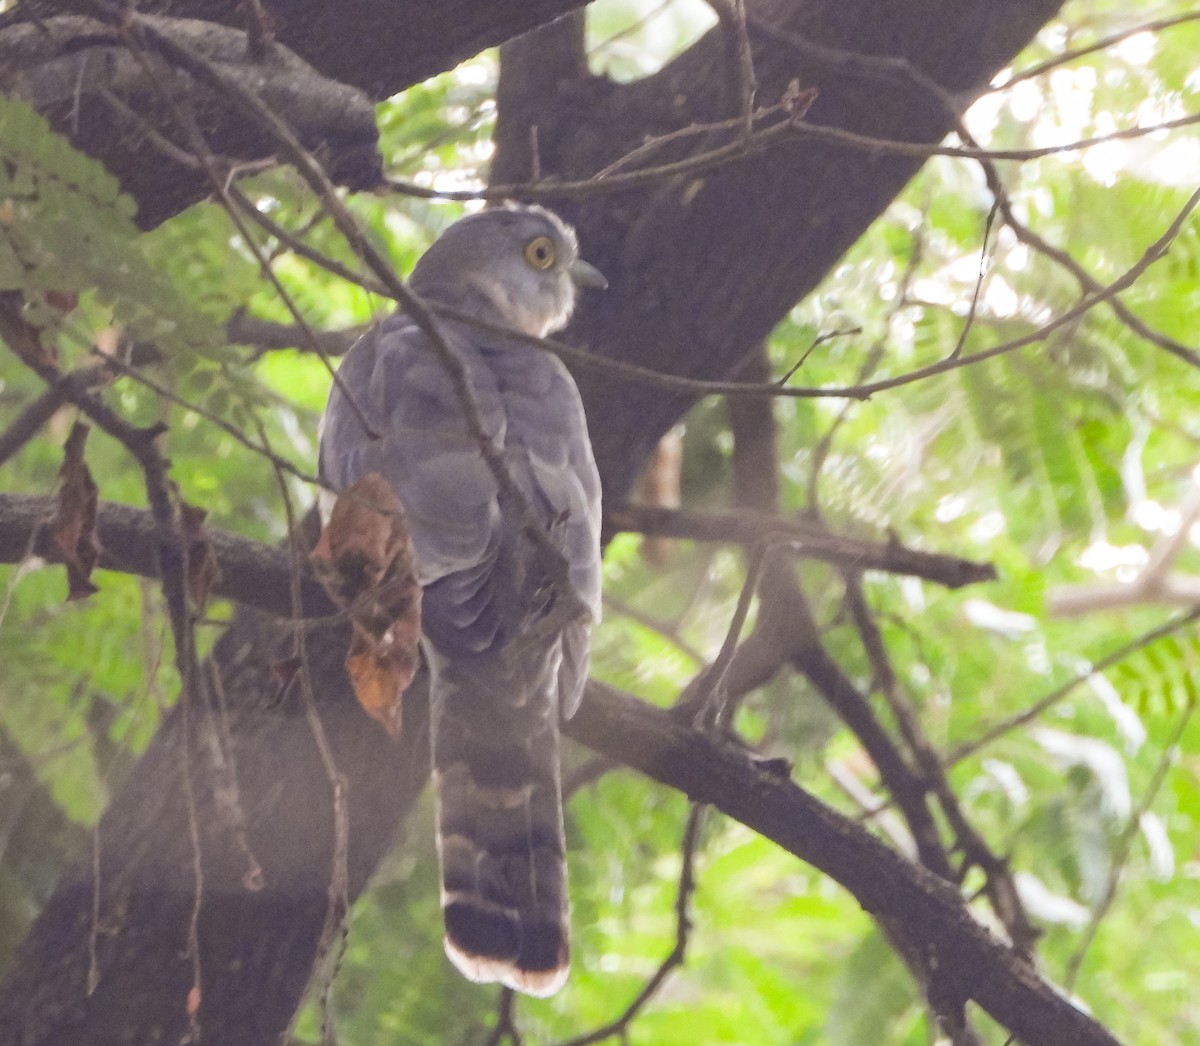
<box><xmin>524</xmin><ymin>235</ymin><xmax>556</xmax><ymax>270</ymax></box>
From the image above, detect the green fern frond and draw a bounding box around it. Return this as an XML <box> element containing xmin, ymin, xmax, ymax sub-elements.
<box><xmin>1109</xmin><ymin>628</ymin><xmax>1200</xmax><ymax>716</ymax></box>
<box><xmin>0</xmin><ymin>94</ymin><xmax>217</xmax><ymax>355</ymax></box>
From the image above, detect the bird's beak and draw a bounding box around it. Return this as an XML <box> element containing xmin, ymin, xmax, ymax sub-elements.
<box><xmin>570</xmin><ymin>258</ymin><xmax>608</xmax><ymax>290</ymax></box>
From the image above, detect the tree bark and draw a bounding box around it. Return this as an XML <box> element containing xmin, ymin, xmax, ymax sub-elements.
<box><xmin>0</xmin><ymin>0</ymin><xmax>592</xmax><ymax>226</ymax></box>
<box><xmin>0</xmin><ymin>597</ymin><xmax>432</xmax><ymax>1046</ymax></box>
<box><xmin>495</xmin><ymin>0</ymin><xmax>1065</xmax><ymax>498</ymax></box>
<box><xmin>0</xmin><ymin>1</ymin><xmax>1086</xmax><ymax>1044</ymax></box>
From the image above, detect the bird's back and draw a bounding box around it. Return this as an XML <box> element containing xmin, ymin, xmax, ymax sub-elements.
<box><xmin>320</xmin><ymin>309</ymin><xmax>598</xmax><ymax>995</ymax></box>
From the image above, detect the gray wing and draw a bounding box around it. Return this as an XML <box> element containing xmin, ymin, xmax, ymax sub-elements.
<box><xmin>319</xmin><ymin>314</ymin><xmax>503</xmax><ymax>586</ymax></box>
<box><xmin>495</xmin><ymin>347</ymin><xmax>601</xmax><ymax>716</ymax></box>
<box><xmin>319</xmin><ymin>315</ymin><xmax>600</xmax><ymax>690</ymax></box>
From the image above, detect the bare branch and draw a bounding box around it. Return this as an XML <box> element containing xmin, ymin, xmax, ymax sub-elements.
<box><xmin>687</xmin><ymin>543</ymin><xmax>767</xmax><ymax>729</ymax></box>
<box><xmin>0</xmin><ymin>493</ymin><xmax>331</xmax><ymax>619</ymax></box>
<box><xmin>999</xmin><ymin>12</ymin><xmax>1200</xmax><ymax>89</ymax></box>
<box><xmin>570</xmin><ymin>682</ymin><xmax>1123</xmax><ymax>1046</ymax></box>
<box><xmin>605</xmin><ymin>503</ymin><xmax>996</xmax><ymax>589</ymax></box>
<box><xmin>385</xmin><ymin>106</ymin><xmax>1200</xmax><ymax>204</ymax></box>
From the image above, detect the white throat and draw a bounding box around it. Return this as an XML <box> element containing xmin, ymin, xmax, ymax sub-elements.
<box><xmin>464</xmin><ymin>273</ymin><xmax>572</xmax><ymax>338</ymax></box>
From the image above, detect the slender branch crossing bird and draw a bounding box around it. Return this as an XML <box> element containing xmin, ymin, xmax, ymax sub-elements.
<box><xmin>319</xmin><ymin>205</ymin><xmax>606</xmax><ymax>996</ymax></box>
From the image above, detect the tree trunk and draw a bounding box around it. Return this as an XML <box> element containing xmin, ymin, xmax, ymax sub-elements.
<box><xmin>0</xmin><ymin>600</ymin><xmax>432</xmax><ymax>1046</ymax></box>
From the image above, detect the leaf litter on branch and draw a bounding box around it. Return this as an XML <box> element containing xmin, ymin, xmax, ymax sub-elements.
<box><xmin>310</xmin><ymin>474</ymin><xmax>422</xmax><ymax>737</ymax></box>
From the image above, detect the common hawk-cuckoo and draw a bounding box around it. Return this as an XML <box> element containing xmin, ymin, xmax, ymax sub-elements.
<box><xmin>319</xmin><ymin>205</ymin><xmax>605</xmax><ymax>996</ymax></box>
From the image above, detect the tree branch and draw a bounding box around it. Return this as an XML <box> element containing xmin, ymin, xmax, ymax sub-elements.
<box><xmin>571</xmin><ymin>682</ymin><xmax>1121</xmax><ymax>1046</ymax></box>
<box><xmin>605</xmin><ymin>503</ymin><xmax>995</xmax><ymax>589</ymax></box>
<box><xmin>0</xmin><ymin>494</ymin><xmax>331</xmax><ymax>618</ymax></box>
<box><xmin>0</xmin><ymin>494</ymin><xmax>1122</xmax><ymax>1045</ymax></box>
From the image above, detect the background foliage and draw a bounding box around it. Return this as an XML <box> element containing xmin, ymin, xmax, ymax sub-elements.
<box><xmin>2</xmin><ymin>1</ymin><xmax>1199</xmax><ymax>1043</ymax></box>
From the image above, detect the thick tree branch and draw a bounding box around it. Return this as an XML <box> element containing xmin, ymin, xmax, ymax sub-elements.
<box><xmin>1</xmin><ymin>14</ymin><xmax>382</xmax><ymax>227</ymax></box>
<box><xmin>605</xmin><ymin>503</ymin><xmax>995</xmax><ymax>589</ymax></box>
<box><xmin>570</xmin><ymin>683</ymin><xmax>1120</xmax><ymax>1046</ymax></box>
<box><xmin>0</xmin><ymin>493</ymin><xmax>991</xmax><ymax>621</ymax></box>
<box><xmin>0</xmin><ymin>494</ymin><xmax>331</xmax><ymax>618</ymax></box>
<box><xmin>0</xmin><ymin>1</ymin><xmax>593</xmax><ymax>224</ymax></box>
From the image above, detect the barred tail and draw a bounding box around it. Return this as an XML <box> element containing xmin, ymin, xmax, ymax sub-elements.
<box><xmin>427</xmin><ymin>644</ymin><xmax>569</xmax><ymax>997</ymax></box>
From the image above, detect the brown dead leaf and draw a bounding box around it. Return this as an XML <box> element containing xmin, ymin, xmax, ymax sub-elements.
<box><xmin>268</xmin><ymin>656</ymin><xmax>302</xmax><ymax>707</ymax></box>
<box><xmin>782</xmin><ymin>81</ymin><xmax>819</xmax><ymax>121</ymax></box>
<box><xmin>345</xmin><ymin>639</ymin><xmax>408</xmax><ymax>738</ymax></box>
<box><xmin>52</xmin><ymin>422</ymin><xmax>101</xmax><ymax>600</ymax></box>
<box><xmin>312</xmin><ymin>474</ymin><xmax>422</xmax><ymax>737</ymax></box>
<box><xmin>180</xmin><ymin>501</ymin><xmax>221</xmax><ymax>613</ymax></box>
<box><xmin>43</xmin><ymin>290</ymin><xmax>79</xmax><ymax>314</ymax></box>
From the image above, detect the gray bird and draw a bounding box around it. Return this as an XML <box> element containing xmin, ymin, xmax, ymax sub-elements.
<box><xmin>319</xmin><ymin>205</ymin><xmax>605</xmax><ymax>996</ymax></box>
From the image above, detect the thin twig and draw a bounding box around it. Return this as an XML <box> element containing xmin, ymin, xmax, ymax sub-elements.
<box><xmin>554</xmin><ymin>804</ymin><xmax>705</xmax><ymax>1046</ymax></box>
<box><xmin>949</xmin><ymin>197</ymin><xmax>999</xmax><ymax>360</ymax></box>
<box><xmin>588</xmin><ymin>0</ymin><xmax>673</xmax><ymax>60</ymax></box>
<box><xmin>776</xmin><ymin>326</ymin><xmax>862</xmax><ymax>387</ymax></box>
<box><xmin>842</xmin><ymin>575</ymin><xmax>1038</xmax><ymax>954</ymax></box>
<box><xmin>0</xmin><ymin>363</ymin><xmax>111</xmax><ymax>466</ymax></box>
<box><xmin>483</xmin><ymin>988</ymin><xmax>522</xmax><ymax>1046</ymax></box>
<box><xmin>947</xmin><ymin>608</ymin><xmax>1200</xmax><ymax>767</ymax></box>
<box><xmin>92</xmin><ymin>351</ymin><xmax>325</xmax><ymax>489</ymax></box>
<box><xmin>588</xmin><ymin>101</ymin><xmax>784</xmax><ymax>182</ymax></box>
<box><xmin>254</xmin><ymin>415</ymin><xmax>352</xmax><ymax>1042</ymax></box>
<box><xmin>603</xmin><ymin>592</ymin><xmax>705</xmax><ymax>666</ymax></box>
<box><xmin>999</xmin><ymin>12</ymin><xmax>1200</xmax><ymax>89</ymax></box>
<box><xmin>226</xmin><ymin>185</ymin><xmax>389</xmax><ymax>299</ymax></box>
<box><xmin>385</xmin><ymin>109</ymin><xmax>1200</xmax><ymax>203</ymax></box>
<box><xmin>709</xmin><ymin>0</ymin><xmax>756</xmax><ymax>137</ymax></box>
<box><xmin>691</xmin><ymin>542</ymin><xmax>767</xmax><ymax>729</ymax></box>
<box><xmin>1063</xmin><ymin>697</ymin><xmax>1197</xmax><ymax>990</ymax></box>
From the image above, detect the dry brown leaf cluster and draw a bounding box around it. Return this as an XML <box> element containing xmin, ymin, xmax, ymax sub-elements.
<box><xmin>52</xmin><ymin>421</ymin><xmax>101</xmax><ymax>600</ymax></box>
<box><xmin>311</xmin><ymin>474</ymin><xmax>422</xmax><ymax>737</ymax></box>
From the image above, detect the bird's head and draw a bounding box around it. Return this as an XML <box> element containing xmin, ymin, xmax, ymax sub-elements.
<box><xmin>409</xmin><ymin>205</ymin><xmax>607</xmax><ymax>338</ymax></box>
